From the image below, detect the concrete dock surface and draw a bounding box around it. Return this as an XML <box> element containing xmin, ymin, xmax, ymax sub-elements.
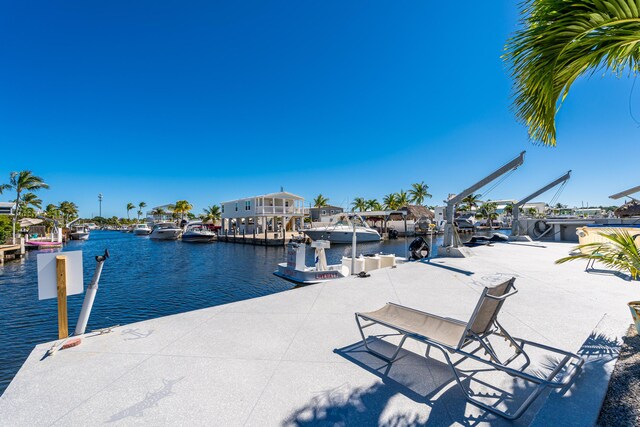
<box><xmin>1</xmin><ymin>241</ymin><xmax>637</xmax><ymax>426</ymax></box>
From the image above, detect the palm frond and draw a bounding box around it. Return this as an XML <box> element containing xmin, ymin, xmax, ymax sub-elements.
<box><xmin>504</xmin><ymin>0</ymin><xmax>640</xmax><ymax>146</ymax></box>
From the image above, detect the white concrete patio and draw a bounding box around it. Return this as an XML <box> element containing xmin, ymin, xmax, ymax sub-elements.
<box><xmin>1</xmin><ymin>242</ymin><xmax>637</xmax><ymax>426</ymax></box>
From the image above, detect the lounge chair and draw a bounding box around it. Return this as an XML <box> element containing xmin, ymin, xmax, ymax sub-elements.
<box><xmin>354</xmin><ymin>277</ymin><xmax>584</xmax><ymax>420</ymax></box>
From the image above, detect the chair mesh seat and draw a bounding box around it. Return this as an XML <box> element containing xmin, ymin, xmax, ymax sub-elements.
<box><xmin>360</xmin><ymin>304</ymin><xmax>467</xmax><ymax>348</ymax></box>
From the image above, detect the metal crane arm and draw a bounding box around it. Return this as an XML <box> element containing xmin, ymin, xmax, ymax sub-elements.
<box><xmin>514</xmin><ymin>170</ymin><xmax>571</xmax><ymax>208</ymax></box>
<box><xmin>447</xmin><ymin>151</ymin><xmax>526</xmax><ymax>207</ymax></box>
<box><xmin>609</xmin><ymin>185</ymin><xmax>640</xmax><ymax>200</ymax></box>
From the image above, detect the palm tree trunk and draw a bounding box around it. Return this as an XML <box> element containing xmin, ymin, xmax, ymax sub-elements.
<box><xmin>12</xmin><ymin>190</ymin><xmax>21</xmax><ymax>244</ymax></box>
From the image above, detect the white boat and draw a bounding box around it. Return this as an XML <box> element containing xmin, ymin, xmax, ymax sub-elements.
<box><xmin>182</xmin><ymin>222</ymin><xmax>216</xmax><ymax>243</ymax></box>
<box><xmin>149</xmin><ymin>222</ymin><xmax>182</xmax><ymax>240</ymax></box>
<box><xmin>132</xmin><ymin>223</ymin><xmax>152</xmax><ymax>236</ymax></box>
<box><xmin>274</xmin><ymin>240</ymin><xmax>348</xmax><ymax>284</ymax></box>
<box><xmin>69</xmin><ymin>224</ymin><xmax>90</xmax><ymax>240</ymax></box>
<box><xmin>85</xmin><ymin>222</ymin><xmax>99</xmax><ymax>231</ymax></box>
<box><xmin>303</xmin><ymin>213</ymin><xmax>381</xmax><ymax>243</ymax></box>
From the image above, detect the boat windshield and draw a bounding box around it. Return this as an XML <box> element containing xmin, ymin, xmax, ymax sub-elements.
<box><xmin>330</xmin><ymin>214</ymin><xmax>368</xmax><ymax>228</ymax></box>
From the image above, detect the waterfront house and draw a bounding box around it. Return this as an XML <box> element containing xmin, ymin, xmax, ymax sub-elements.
<box><xmin>309</xmin><ymin>205</ymin><xmax>344</xmax><ymax>222</ymax></box>
<box><xmin>221</xmin><ymin>191</ymin><xmax>305</xmax><ymax>235</ymax></box>
<box><xmin>0</xmin><ymin>202</ymin><xmax>16</xmax><ymax>216</ymax></box>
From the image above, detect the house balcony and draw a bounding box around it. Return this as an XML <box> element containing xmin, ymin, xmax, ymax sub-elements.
<box><xmin>255</xmin><ymin>206</ymin><xmax>304</xmax><ymax>215</ymax></box>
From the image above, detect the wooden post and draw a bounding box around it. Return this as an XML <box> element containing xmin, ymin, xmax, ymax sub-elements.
<box><xmin>56</xmin><ymin>255</ymin><xmax>68</xmax><ymax>339</ymax></box>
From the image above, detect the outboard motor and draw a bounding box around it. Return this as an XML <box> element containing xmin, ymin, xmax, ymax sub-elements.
<box><xmin>387</xmin><ymin>229</ymin><xmax>399</xmax><ymax>240</ymax></box>
<box><xmin>408</xmin><ymin>236</ymin><xmax>430</xmax><ymax>260</ymax></box>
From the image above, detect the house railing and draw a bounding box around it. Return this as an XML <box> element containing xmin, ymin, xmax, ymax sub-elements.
<box><xmin>255</xmin><ymin>206</ymin><xmax>303</xmax><ymax>215</ymax></box>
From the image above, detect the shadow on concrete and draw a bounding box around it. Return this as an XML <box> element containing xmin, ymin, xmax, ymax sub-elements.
<box><xmin>107</xmin><ymin>377</ymin><xmax>184</xmax><ymax>423</ymax></box>
<box><xmin>420</xmin><ymin>260</ymin><xmax>475</xmax><ymax>276</ymax></box>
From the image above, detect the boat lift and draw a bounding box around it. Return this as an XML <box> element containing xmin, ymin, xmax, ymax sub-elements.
<box><xmin>510</xmin><ymin>170</ymin><xmax>571</xmax><ymax>241</ymax></box>
<box><xmin>609</xmin><ymin>185</ymin><xmax>640</xmax><ymax>201</ymax></box>
<box><xmin>442</xmin><ymin>151</ymin><xmax>525</xmax><ymax>257</ymax></box>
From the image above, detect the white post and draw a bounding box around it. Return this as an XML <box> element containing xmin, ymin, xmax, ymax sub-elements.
<box><xmin>351</xmin><ymin>218</ymin><xmax>357</xmax><ymax>274</ymax></box>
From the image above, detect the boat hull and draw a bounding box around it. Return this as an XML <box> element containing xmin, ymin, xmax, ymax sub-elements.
<box><xmin>149</xmin><ymin>230</ymin><xmax>182</xmax><ymax>240</ymax></box>
<box><xmin>69</xmin><ymin>233</ymin><xmax>89</xmax><ymax>240</ymax></box>
<box><xmin>182</xmin><ymin>233</ymin><xmax>215</xmax><ymax>243</ymax></box>
<box><xmin>273</xmin><ymin>263</ymin><xmax>346</xmax><ymax>284</ymax></box>
<box><xmin>303</xmin><ymin>229</ymin><xmax>380</xmax><ymax>243</ymax></box>
<box><xmin>133</xmin><ymin>229</ymin><xmax>152</xmax><ymax>236</ymax></box>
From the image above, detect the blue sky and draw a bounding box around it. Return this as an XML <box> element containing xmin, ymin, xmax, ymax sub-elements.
<box><xmin>1</xmin><ymin>1</ymin><xmax>638</xmax><ymax>217</ymax></box>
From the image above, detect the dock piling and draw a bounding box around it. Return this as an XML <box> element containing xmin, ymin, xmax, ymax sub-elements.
<box><xmin>56</xmin><ymin>256</ymin><xmax>68</xmax><ymax>339</ymax></box>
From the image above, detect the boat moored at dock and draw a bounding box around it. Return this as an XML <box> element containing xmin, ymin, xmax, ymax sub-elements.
<box><xmin>274</xmin><ymin>240</ymin><xmax>348</xmax><ymax>284</ymax></box>
<box><xmin>304</xmin><ymin>213</ymin><xmax>381</xmax><ymax>243</ymax></box>
<box><xmin>132</xmin><ymin>223</ymin><xmax>152</xmax><ymax>236</ymax></box>
<box><xmin>149</xmin><ymin>222</ymin><xmax>182</xmax><ymax>240</ymax></box>
<box><xmin>69</xmin><ymin>224</ymin><xmax>90</xmax><ymax>240</ymax></box>
<box><xmin>182</xmin><ymin>222</ymin><xmax>216</xmax><ymax>243</ymax></box>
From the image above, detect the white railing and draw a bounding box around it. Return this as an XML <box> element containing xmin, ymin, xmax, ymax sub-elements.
<box><xmin>255</xmin><ymin>206</ymin><xmax>303</xmax><ymax>215</ymax></box>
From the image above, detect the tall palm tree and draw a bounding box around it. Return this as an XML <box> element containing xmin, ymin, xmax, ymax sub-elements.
<box><xmin>366</xmin><ymin>199</ymin><xmax>382</xmax><ymax>211</ymax></box>
<box><xmin>20</xmin><ymin>193</ymin><xmax>42</xmax><ymax>217</ymax></box>
<box><xmin>126</xmin><ymin>203</ymin><xmax>135</xmax><ymax>220</ymax></box>
<box><xmin>137</xmin><ymin>202</ymin><xmax>147</xmax><ymax>222</ymax></box>
<box><xmin>408</xmin><ymin>181</ymin><xmax>432</xmax><ymax>205</ymax></box>
<box><xmin>7</xmin><ymin>171</ymin><xmax>49</xmax><ymax>243</ymax></box>
<box><xmin>173</xmin><ymin>200</ymin><xmax>193</xmax><ymax>222</ymax></box>
<box><xmin>44</xmin><ymin>204</ymin><xmax>60</xmax><ymax>220</ymax></box>
<box><xmin>150</xmin><ymin>207</ymin><xmax>166</xmax><ymax>220</ymax></box>
<box><xmin>504</xmin><ymin>0</ymin><xmax>640</xmax><ymax>146</ymax></box>
<box><xmin>201</xmin><ymin>205</ymin><xmax>222</xmax><ymax>223</ymax></box>
<box><xmin>461</xmin><ymin>194</ymin><xmax>481</xmax><ymax>211</ymax></box>
<box><xmin>396</xmin><ymin>190</ymin><xmax>410</xmax><ymax>208</ymax></box>
<box><xmin>383</xmin><ymin>193</ymin><xmax>399</xmax><ymax>210</ymax></box>
<box><xmin>351</xmin><ymin>197</ymin><xmax>367</xmax><ymax>212</ymax></box>
<box><xmin>478</xmin><ymin>202</ymin><xmax>498</xmax><ymax>229</ymax></box>
<box><xmin>58</xmin><ymin>201</ymin><xmax>79</xmax><ymax>226</ymax></box>
<box><xmin>313</xmin><ymin>194</ymin><xmax>329</xmax><ymax>208</ymax></box>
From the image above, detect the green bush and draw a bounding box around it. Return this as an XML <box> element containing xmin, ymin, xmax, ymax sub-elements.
<box><xmin>0</xmin><ymin>216</ymin><xmax>13</xmax><ymax>244</ymax></box>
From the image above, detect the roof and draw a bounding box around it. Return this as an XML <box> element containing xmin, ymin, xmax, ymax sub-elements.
<box><xmin>615</xmin><ymin>200</ymin><xmax>640</xmax><ymax>217</ymax></box>
<box><xmin>399</xmin><ymin>205</ymin><xmax>434</xmax><ymax>220</ymax></box>
<box><xmin>0</xmin><ymin>202</ymin><xmax>16</xmax><ymax>208</ymax></box>
<box><xmin>222</xmin><ymin>191</ymin><xmax>304</xmax><ymax>204</ymax></box>
<box><xmin>310</xmin><ymin>205</ymin><xmax>343</xmax><ymax>210</ymax></box>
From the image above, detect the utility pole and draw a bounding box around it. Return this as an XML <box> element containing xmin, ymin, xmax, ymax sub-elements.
<box><xmin>98</xmin><ymin>193</ymin><xmax>103</xmax><ymax>218</ymax></box>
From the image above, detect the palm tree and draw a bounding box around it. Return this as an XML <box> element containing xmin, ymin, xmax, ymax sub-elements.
<box><xmin>126</xmin><ymin>203</ymin><xmax>135</xmax><ymax>220</ymax></box>
<box><xmin>58</xmin><ymin>201</ymin><xmax>79</xmax><ymax>226</ymax></box>
<box><xmin>383</xmin><ymin>193</ymin><xmax>399</xmax><ymax>210</ymax></box>
<box><xmin>201</xmin><ymin>205</ymin><xmax>222</xmax><ymax>223</ymax></box>
<box><xmin>150</xmin><ymin>207</ymin><xmax>166</xmax><ymax>221</ymax></box>
<box><xmin>173</xmin><ymin>200</ymin><xmax>193</xmax><ymax>222</ymax></box>
<box><xmin>6</xmin><ymin>171</ymin><xmax>49</xmax><ymax>243</ymax></box>
<box><xmin>556</xmin><ymin>230</ymin><xmax>640</xmax><ymax>279</ymax></box>
<box><xmin>137</xmin><ymin>202</ymin><xmax>147</xmax><ymax>222</ymax></box>
<box><xmin>527</xmin><ymin>207</ymin><xmax>538</xmax><ymax>218</ymax></box>
<box><xmin>396</xmin><ymin>190</ymin><xmax>410</xmax><ymax>208</ymax></box>
<box><xmin>44</xmin><ymin>204</ymin><xmax>60</xmax><ymax>220</ymax></box>
<box><xmin>461</xmin><ymin>194</ymin><xmax>481</xmax><ymax>211</ymax></box>
<box><xmin>408</xmin><ymin>181</ymin><xmax>432</xmax><ymax>205</ymax></box>
<box><xmin>20</xmin><ymin>192</ymin><xmax>42</xmax><ymax>216</ymax></box>
<box><xmin>504</xmin><ymin>0</ymin><xmax>640</xmax><ymax>146</ymax></box>
<box><xmin>351</xmin><ymin>197</ymin><xmax>367</xmax><ymax>212</ymax></box>
<box><xmin>313</xmin><ymin>194</ymin><xmax>329</xmax><ymax>208</ymax></box>
<box><xmin>478</xmin><ymin>202</ymin><xmax>498</xmax><ymax>229</ymax></box>
<box><xmin>504</xmin><ymin>203</ymin><xmax>514</xmax><ymax>215</ymax></box>
<box><xmin>366</xmin><ymin>199</ymin><xmax>382</xmax><ymax>211</ymax></box>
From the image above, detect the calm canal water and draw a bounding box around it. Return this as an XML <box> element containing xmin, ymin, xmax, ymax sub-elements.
<box><xmin>0</xmin><ymin>230</ymin><xmax>444</xmax><ymax>394</ymax></box>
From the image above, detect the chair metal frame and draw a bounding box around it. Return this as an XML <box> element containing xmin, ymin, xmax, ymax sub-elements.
<box><xmin>355</xmin><ymin>281</ymin><xmax>585</xmax><ymax>420</ymax></box>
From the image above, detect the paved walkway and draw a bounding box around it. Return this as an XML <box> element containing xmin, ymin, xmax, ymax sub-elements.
<box><xmin>1</xmin><ymin>242</ymin><xmax>637</xmax><ymax>426</ymax></box>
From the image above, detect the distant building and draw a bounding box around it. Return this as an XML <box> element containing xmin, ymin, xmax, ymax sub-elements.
<box><xmin>221</xmin><ymin>191</ymin><xmax>305</xmax><ymax>234</ymax></box>
<box><xmin>0</xmin><ymin>202</ymin><xmax>16</xmax><ymax>216</ymax></box>
<box><xmin>309</xmin><ymin>205</ymin><xmax>344</xmax><ymax>222</ymax></box>
<box><xmin>146</xmin><ymin>204</ymin><xmax>175</xmax><ymax>222</ymax></box>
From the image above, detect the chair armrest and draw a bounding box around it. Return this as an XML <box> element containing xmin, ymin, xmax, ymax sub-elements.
<box><xmin>485</xmin><ymin>287</ymin><xmax>518</xmax><ymax>301</ymax></box>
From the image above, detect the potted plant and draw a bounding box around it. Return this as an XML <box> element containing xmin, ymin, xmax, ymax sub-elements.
<box><xmin>556</xmin><ymin>229</ymin><xmax>640</xmax><ymax>334</ymax></box>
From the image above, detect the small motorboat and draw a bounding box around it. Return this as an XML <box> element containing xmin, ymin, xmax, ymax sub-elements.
<box><xmin>274</xmin><ymin>240</ymin><xmax>348</xmax><ymax>284</ymax></box>
<box><xmin>69</xmin><ymin>224</ymin><xmax>90</xmax><ymax>240</ymax></box>
<box><xmin>182</xmin><ymin>222</ymin><xmax>216</xmax><ymax>243</ymax></box>
<box><xmin>132</xmin><ymin>223</ymin><xmax>152</xmax><ymax>236</ymax></box>
<box><xmin>149</xmin><ymin>222</ymin><xmax>182</xmax><ymax>240</ymax></box>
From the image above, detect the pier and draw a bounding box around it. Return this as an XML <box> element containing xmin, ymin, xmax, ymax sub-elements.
<box><xmin>0</xmin><ymin>242</ymin><xmax>635</xmax><ymax>425</ymax></box>
<box><xmin>0</xmin><ymin>240</ymin><xmax>24</xmax><ymax>265</ymax></box>
<box><xmin>216</xmin><ymin>230</ymin><xmax>305</xmax><ymax>246</ymax></box>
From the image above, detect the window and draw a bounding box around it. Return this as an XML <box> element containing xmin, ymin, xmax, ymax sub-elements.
<box><xmin>235</xmin><ymin>203</ymin><xmax>238</xmax><ymax>212</ymax></box>
<box><xmin>285</xmin><ymin>200</ymin><xmax>289</xmax><ymax>207</ymax></box>
<box><xmin>221</xmin><ymin>205</ymin><xmax>225</xmax><ymax>213</ymax></box>
<box><xmin>321</xmin><ymin>210</ymin><xmax>326</xmax><ymax>215</ymax></box>
<box><xmin>330</xmin><ymin>210</ymin><xmax>334</xmax><ymax>214</ymax></box>
<box><xmin>245</xmin><ymin>201</ymin><xmax>251</xmax><ymax>211</ymax></box>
